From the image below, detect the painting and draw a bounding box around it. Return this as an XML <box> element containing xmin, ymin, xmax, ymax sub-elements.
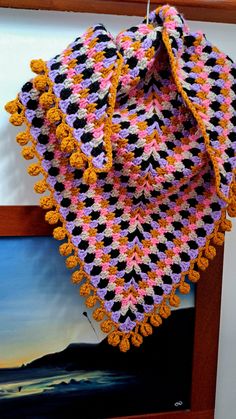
<box><xmin>0</xmin><ymin>236</ymin><xmax>196</xmax><ymax>419</ymax></box>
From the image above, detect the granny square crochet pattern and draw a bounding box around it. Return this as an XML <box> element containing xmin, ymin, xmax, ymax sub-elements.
<box><xmin>5</xmin><ymin>4</ymin><xmax>236</xmax><ymax>351</ymax></box>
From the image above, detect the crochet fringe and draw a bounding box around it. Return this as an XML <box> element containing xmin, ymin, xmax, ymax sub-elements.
<box><xmin>5</xmin><ymin>54</ymin><xmax>236</xmax><ymax>352</ymax></box>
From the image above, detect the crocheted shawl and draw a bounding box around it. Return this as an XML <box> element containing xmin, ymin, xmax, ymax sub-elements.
<box><xmin>5</xmin><ymin>4</ymin><xmax>236</xmax><ymax>352</ymax></box>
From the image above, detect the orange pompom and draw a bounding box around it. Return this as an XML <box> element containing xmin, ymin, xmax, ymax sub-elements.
<box><xmin>220</xmin><ymin>218</ymin><xmax>232</xmax><ymax>232</ymax></box>
<box><xmin>27</xmin><ymin>163</ymin><xmax>41</xmax><ymax>176</ymax></box>
<box><xmin>150</xmin><ymin>314</ymin><xmax>162</xmax><ymax>327</ymax></box>
<box><xmin>108</xmin><ymin>332</ymin><xmax>121</xmax><ymax>347</ymax></box>
<box><xmin>46</xmin><ymin>107</ymin><xmax>62</xmax><ymax>124</ymax></box>
<box><xmin>61</xmin><ymin>137</ymin><xmax>76</xmax><ymax>153</ymax></box>
<box><xmin>86</xmin><ymin>296</ymin><xmax>97</xmax><ymax>308</ymax></box>
<box><xmin>197</xmin><ymin>256</ymin><xmax>209</xmax><ymax>271</ymax></box>
<box><xmin>179</xmin><ymin>282</ymin><xmax>191</xmax><ymax>294</ymax></box>
<box><xmin>34</xmin><ymin>75</ymin><xmax>47</xmax><ymax>91</ymax></box>
<box><xmin>21</xmin><ymin>146</ymin><xmax>35</xmax><ymax>160</ymax></box>
<box><xmin>56</xmin><ymin>123</ymin><xmax>70</xmax><ymax>139</ymax></box>
<box><xmin>101</xmin><ymin>320</ymin><xmax>113</xmax><ymax>333</ymax></box>
<box><xmin>16</xmin><ymin>132</ymin><xmax>30</xmax><ymax>146</ymax></box>
<box><xmin>39</xmin><ymin>92</ymin><xmax>55</xmax><ymax>109</ymax></box>
<box><xmin>188</xmin><ymin>269</ymin><xmax>200</xmax><ymax>283</ymax></box>
<box><xmin>213</xmin><ymin>232</ymin><xmax>225</xmax><ymax>246</ymax></box>
<box><xmin>140</xmin><ymin>323</ymin><xmax>153</xmax><ymax>337</ymax></box>
<box><xmin>30</xmin><ymin>59</ymin><xmax>46</xmax><ymax>74</ymax></box>
<box><xmin>119</xmin><ymin>337</ymin><xmax>130</xmax><ymax>353</ymax></box>
<box><xmin>131</xmin><ymin>333</ymin><xmax>143</xmax><ymax>347</ymax></box>
<box><xmin>83</xmin><ymin>167</ymin><xmax>97</xmax><ymax>184</ymax></box>
<box><xmin>45</xmin><ymin>210</ymin><xmax>59</xmax><ymax>225</ymax></box>
<box><xmin>53</xmin><ymin>227</ymin><xmax>66</xmax><ymax>240</ymax></box>
<box><xmin>59</xmin><ymin>242</ymin><xmax>73</xmax><ymax>256</ymax></box>
<box><xmin>66</xmin><ymin>255</ymin><xmax>78</xmax><ymax>269</ymax></box>
<box><xmin>69</xmin><ymin>151</ymin><xmax>85</xmax><ymax>169</ymax></box>
<box><xmin>93</xmin><ymin>307</ymin><xmax>105</xmax><ymax>321</ymax></box>
<box><xmin>65</xmin><ymin>255</ymin><xmax>78</xmax><ymax>269</ymax></box>
<box><xmin>159</xmin><ymin>303</ymin><xmax>171</xmax><ymax>318</ymax></box>
<box><xmin>205</xmin><ymin>245</ymin><xmax>216</xmax><ymax>260</ymax></box>
<box><xmin>227</xmin><ymin>195</ymin><xmax>236</xmax><ymax>217</ymax></box>
<box><xmin>80</xmin><ymin>283</ymin><xmax>91</xmax><ymax>297</ymax></box>
<box><xmin>34</xmin><ymin>179</ymin><xmax>48</xmax><ymax>194</ymax></box>
<box><xmin>231</xmin><ymin>182</ymin><xmax>236</xmax><ymax>196</ymax></box>
<box><xmin>5</xmin><ymin>99</ymin><xmax>19</xmax><ymax>114</ymax></box>
<box><xmin>39</xmin><ymin>196</ymin><xmax>54</xmax><ymax>210</ymax></box>
<box><xmin>9</xmin><ymin>113</ymin><xmax>24</xmax><ymax>126</ymax></box>
<box><xmin>169</xmin><ymin>294</ymin><xmax>180</xmax><ymax>307</ymax></box>
<box><xmin>71</xmin><ymin>270</ymin><xmax>84</xmax><ymax>284</ymax></box>
<box><xmin>227</xmin><ymin>204</ymin><xmax>236</xmax><ymax>218</ymax></box>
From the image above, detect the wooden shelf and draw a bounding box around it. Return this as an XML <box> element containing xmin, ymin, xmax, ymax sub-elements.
<box><xmin>0</xmin><ymin>0</ymin><xmax>236</xmax><ymax>23</ymax></box>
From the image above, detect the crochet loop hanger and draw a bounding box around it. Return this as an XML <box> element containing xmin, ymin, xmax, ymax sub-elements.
<box><xmin>146</xmin><ymin>0</ymin><xmax>151</xmax><ymax>24</ymax></box>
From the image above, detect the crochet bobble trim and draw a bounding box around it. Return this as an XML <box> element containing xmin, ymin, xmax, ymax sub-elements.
<box><xmin>5</xmin><ymin>48</ymin><xmax>236</xmax><ymax>353</ymax></box>
<box><xmin>29</xmin><ymin>55</ymin><xmax>123</xmax><ymax>185</ymax></box>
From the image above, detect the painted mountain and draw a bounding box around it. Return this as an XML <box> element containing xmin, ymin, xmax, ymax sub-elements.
<box><xmin>0</xmin><ymin>307</ymin><xmax>195</xmax><ymax>419</ymax></box>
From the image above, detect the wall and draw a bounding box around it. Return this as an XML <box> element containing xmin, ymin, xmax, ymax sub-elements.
<box><xmin>0</xmin><ymin>7</ymin><xmax>235</xmax><ymax>418</ymax></box>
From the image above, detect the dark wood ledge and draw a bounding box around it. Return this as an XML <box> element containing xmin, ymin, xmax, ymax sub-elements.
<box><xmin>0</xmin><ymin>0</ymin><xmax>236</xmax><ymax>23</ymax></box>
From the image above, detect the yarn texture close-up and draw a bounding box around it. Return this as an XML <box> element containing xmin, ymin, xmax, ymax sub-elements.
<box><xmin>5</xmin><ymin>4</ymin><xmax>236</xmax><ymax>351</ymax></box>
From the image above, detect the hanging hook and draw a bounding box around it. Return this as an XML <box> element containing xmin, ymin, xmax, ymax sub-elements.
<box><xmin>146</xmin><ymin>0</ymin><xmax>151</xmax><ymax>24</ymax></box>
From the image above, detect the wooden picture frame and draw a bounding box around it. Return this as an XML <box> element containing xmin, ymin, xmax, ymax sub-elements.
<box><xmin>0</xmin><ymin>205</ymin><xmax>224</xmax><ymax>419</ymax></box>
<box><xmin>0</xmin><ymin>0</ymin><xmax>236</xmax><ymax>23</ymax></box>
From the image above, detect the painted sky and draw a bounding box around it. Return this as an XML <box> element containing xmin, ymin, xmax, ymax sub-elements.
<box><xmin>0</xmin><ymin>237</ymin><xmax>195</xmax><ymax>368</ymax></box>
<box><xmin>0</xmin><ymin>237</ymin><xmax>106</xmax><ymax>368</ymax></box>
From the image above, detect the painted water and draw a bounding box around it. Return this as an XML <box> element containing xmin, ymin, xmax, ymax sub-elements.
<box><xmin>0</xmin><ymin>368</ymin><xmax>134</xmax><ymax>399</ymax></box>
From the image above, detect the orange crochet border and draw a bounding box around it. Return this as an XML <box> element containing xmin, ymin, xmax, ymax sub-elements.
<box><xmin>5</xmin><ymin>30</ymin><xmax>236</xmax><ymax>352</ymax></box>
<box><xmin>29</xmin><ymin>51</ymin><xmax>124</xmax><ymax>183</ymax></box>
